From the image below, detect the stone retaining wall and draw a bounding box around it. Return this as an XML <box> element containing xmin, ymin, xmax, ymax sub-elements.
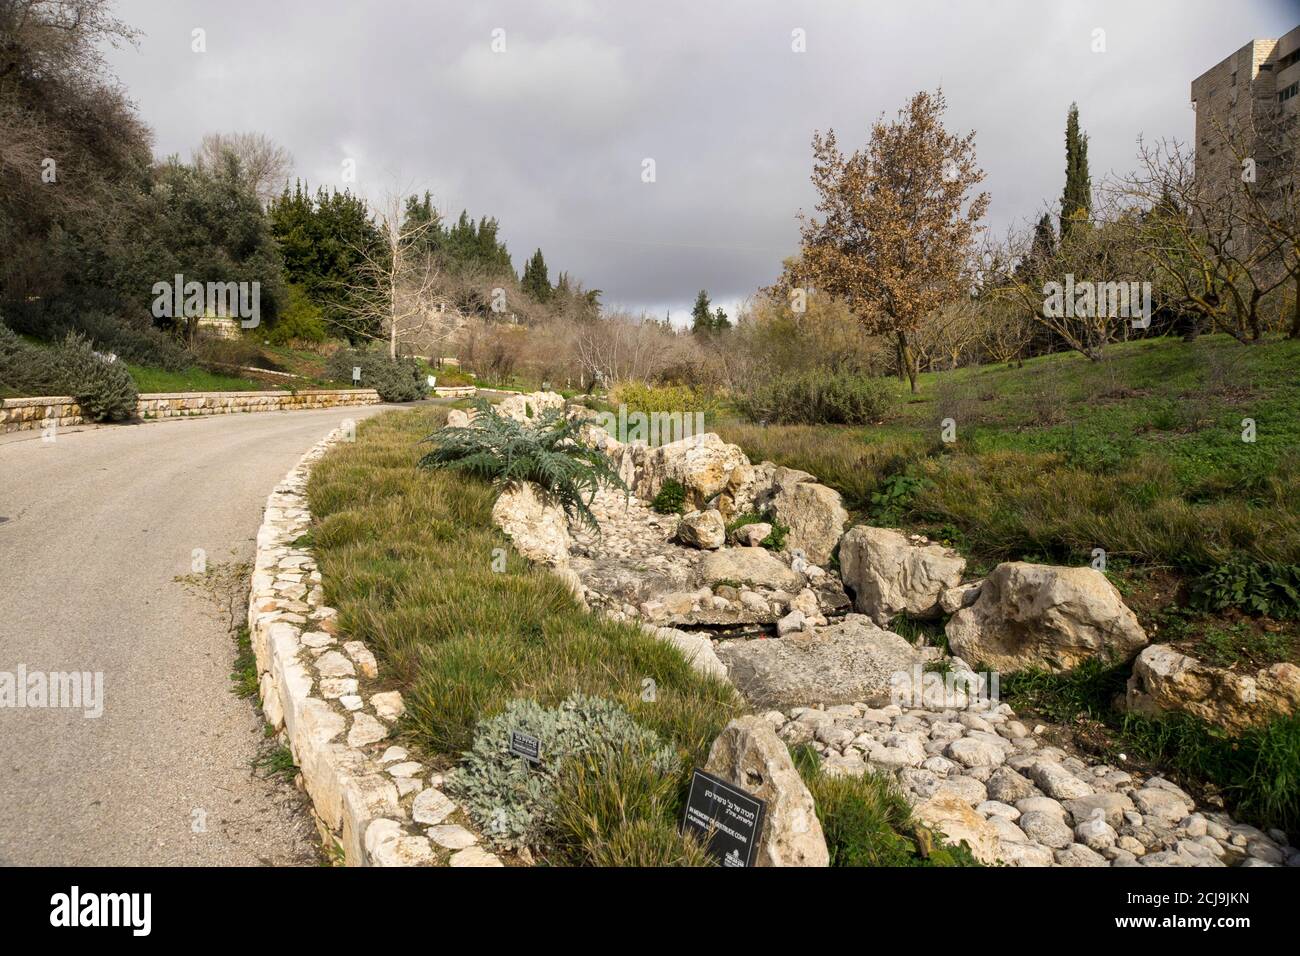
<box><xmin>0</xmin><ymin>388</ymin><xmax>380</xmax><ymax>434</ymax></box>
<box><xmin>247</xmin><ymin>426</ymin><xmax>500</xmax><ymax>867</ymax></box>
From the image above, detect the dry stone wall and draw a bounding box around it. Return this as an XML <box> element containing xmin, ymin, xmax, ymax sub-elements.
<box><xmin>1</xmin><ymin>388</ymin><xmax>380</xmax><ymax>434</ymax></box>
<box><xmin>248</xmin><ymin>426</ymin><xmax>501</xmax><ymax>867</ymax></box>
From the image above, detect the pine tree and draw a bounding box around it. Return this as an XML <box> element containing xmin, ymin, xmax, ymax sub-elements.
<box><xmin>1060</xmin><ymin>103</ymin><xmax>1091</xmax><ymax>239</ymax></box>
<box><xmin>521</xmin><ymin>248</ymin><xmax>552</xmax><ymax>302</ymax></box>
<box><xmin>690</xmin><ymin>289</ymin><xmax>713</xmax><ymax>334</ymax></box>
<box><xmin>713</xmin><ymin>306</ymin><xmax>731</xmax><ymax>331</ymax></box>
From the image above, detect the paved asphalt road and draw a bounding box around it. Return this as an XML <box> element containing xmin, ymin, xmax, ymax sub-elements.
<box><xmin>0</xmin><ymin>404</ymin><xmax>396</xmax><ymax>865</ymax></box>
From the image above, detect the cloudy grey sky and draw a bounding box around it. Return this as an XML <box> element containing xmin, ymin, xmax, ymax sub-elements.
<box><xmin>108</xmin><ymin>0</ymin><xmax>1298</xmax><ymax>324</ymax></box>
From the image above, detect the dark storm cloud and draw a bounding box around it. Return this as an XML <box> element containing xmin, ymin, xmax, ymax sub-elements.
<box><xmin>107</xmin><ymin>0</ymin><xmax>1298</xmax><ymax>322</ymax></box>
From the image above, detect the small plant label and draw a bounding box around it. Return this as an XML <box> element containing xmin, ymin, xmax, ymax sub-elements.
<box><xmin>509</xmin><ymin>729</ymin><xmax>541</xmax><ymax>764</ymax></box>
<box><xmin>352</xmin><ymin>366</ymin><xmax>362</xmax><ymax>383</ymax></box>
<box><xmin>681</xmin><ymin>769</ymin><xmax>766</xmax><ymax>867</ymax></box>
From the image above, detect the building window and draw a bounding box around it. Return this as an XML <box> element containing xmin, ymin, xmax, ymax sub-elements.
<box><xmin>1281</xmin><ymin>81</ymin><xmax>1300</xmax><ymax>103</ymax></box>
<box><xmin>1279</xmin><ymin>49</ymin><xmax>1300</xmax><ymax>70</ymax></box>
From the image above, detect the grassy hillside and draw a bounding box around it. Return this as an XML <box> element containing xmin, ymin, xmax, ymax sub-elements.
<box><xmin>717</xmin><ymin>335</ymin><xmax>1300</xmax><ymax>832</ymax></box>
<box><xmin>716</xmin><ymin>335</ymin><xmax>1300</xmax><ymax>688</ymax></box>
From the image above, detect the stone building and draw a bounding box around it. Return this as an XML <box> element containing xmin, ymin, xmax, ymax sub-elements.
<box><xmin>1191</xmin><ymin>23</ymin><xmax>1300</xmax><ymax>194</ymax></box>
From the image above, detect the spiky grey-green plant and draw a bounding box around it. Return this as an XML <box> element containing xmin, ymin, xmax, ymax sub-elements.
<box><xmin>445</xmin><ymin>693</ymin><xmax>679</xmax><ymax>851</ymax></box>
<box><xmin>417</xmin><ymin>398</ymin><xmax>625</xmax><ymax>530</ymax></box>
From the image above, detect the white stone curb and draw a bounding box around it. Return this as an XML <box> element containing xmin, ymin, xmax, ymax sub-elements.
<box><xmin>248</xmin><ymin>425</ymin><xmax>502</xmax><ymax>867</ymax></box>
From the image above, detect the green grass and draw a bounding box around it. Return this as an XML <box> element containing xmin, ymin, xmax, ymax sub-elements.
<box><xmin>716</xmin><ymin>335</ymin><xmax>1300</xmax><ymax>589</ymax></box>
<box><xmin>306</xmin><ymin>407</ymin><xmax>741</xmax><ymax>862</ymax></box>
<box><xmin>253</xmin><ymin>744</ymin><xmax>297</xmax><ymax>779</ymax></box>
<box><xmin>230</xmin><ymin>625</ymin><xmax>259</xmax><ymax>700</ymax></box>
<box><xmin>127</xmin><ymin>363</ymin><xmax>272</xmax><ymax>393</ymax></box>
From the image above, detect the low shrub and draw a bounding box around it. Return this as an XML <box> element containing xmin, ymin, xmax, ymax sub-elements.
<box><xmin>53</xmin><ymin>333</ymin><xmax>139</xmax><ymax>421</ymax></box>
<box><xmin>737</xmin><ymin>369</ymin><xmax>894</xmax><ymax>425</ymax></box>
<box><xmin>870</xmin><ymin>472</ymin><xmax>932</xmax><ymax>525</ymax></box>
<box><xmin>651</xmin><ymin>478</ymin><xmax>687</xmax><ymax>515</ymax></box>
<box><xmin>1190</xmin><ymin>558</ymin><xmax>1300</xmax><ymax>620</ymax></box>
<box><xmin>0</xmin><ymin>325</ymin><xmax>138</xmax><ymax>421</ymax></box>
<box><xmin>445</xmin><ymin>694</ymin><xmax>680</xmax><ymax>853</ymax></box>
<box><xmin>325</xmin><ymin>347</ymin><xmax>426</xmax><ymax>401</ymax></box>
<box><xmin>418</xmin><ymin>398</ymin><xmax>625</xmax><ymax>530</ymax></box>
<box><xmin>608</xmin><ymin>382</ymin><xmax>721</xmax><ymax>421</ymax></box>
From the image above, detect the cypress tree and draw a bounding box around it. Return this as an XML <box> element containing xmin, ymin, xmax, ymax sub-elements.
<box><xmin>1060</xmin><ymin>103</ymin><xmax>1091</xmax><ymax>238</ymax></box>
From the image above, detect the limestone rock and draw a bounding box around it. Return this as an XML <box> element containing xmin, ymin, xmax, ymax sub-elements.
<box><xmin>912</xmin><ymin>792</ymin><xmax>1002</xmax><ymax>864</ymax></box>
<box><xmin>676</xmin><ymin>509</ymin><xmax>726</xmax><ymax>550</ymax></box>
<box><xmin>614</xmin><ymin>432</ymin><xmax>752</xmax><ymax>512</ymax></box>
<box><xmin>699</xmin><ymin>547</ymin><xmax>805</xmax><ymax>592</ymax></box>
<box><xmin>1125</xmin><ymin>644</ymin><xmax>1300</xmax><ymax>733</ymax></box>
<box><xmin>839</xmin><ymin>526</ymin><xmax>966</xmax><ymax>625</ymax></box>
<box><xmin>491</xmin><ymin>480</ymin><xmax>572</xmax><ymax>567</ymax></box>
<box><xmin>647</xmin><ymin>625</ymin><xmax>729</xmax><ymax>681</ymax></box>
<box><xmin>946</xmin><ymin>562</ymin><xmax>1147</xmax><ymax>672</ymax></box>
<box><xmin>732</xmin><ymin>522</ymin><xmax>773</xmax><ymax>547</ymax></box>
<box><xmin>703</xmin><ymin>716</ymin><xmax>829</xmax><ymax>867</ymax></box>
<box><xmin>765</xmin><ymin>471</ymin><xmax>848</xmax><ymax>566</ymax></box>
<box><xmin>715</xmin><ymin>614</ymin><xmax>922</xmax><ymax>709</ymax></box>
<box><xmin>496</xmin><ymin>390</ymin><xmax>565</xmax><ymax>424</ymax></box>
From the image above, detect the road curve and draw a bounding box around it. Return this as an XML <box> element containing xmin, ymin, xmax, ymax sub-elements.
<box><xmin>0</xmin><ymin>404</ymin><xmax>395</xmax><ymax>865</ymax></box>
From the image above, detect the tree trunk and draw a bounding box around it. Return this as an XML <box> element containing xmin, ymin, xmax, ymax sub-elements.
<box><xmin>1290</xmin><ymin>274</ymin><xmax>1300</xmax><ymax>340</ymax></box>
<box><xmin>897</xmin><ymin>330</ymin><xmax>918</xmax><ymax>394</ymax></box>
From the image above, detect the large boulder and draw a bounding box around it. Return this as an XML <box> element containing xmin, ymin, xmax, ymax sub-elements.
<box><xmin>700</xmin><ymin>547</ymin><xmax>806</xmax><ymax>592</ymax></box>
<box><xmin>839</xmin><ymin>526</ymin><xmax>966</xmax><ymax>625</ymax></box>
<box><xmin>496</xmin><ymin>390</ymin><xmax>565</xmax><ymax>424</ymax></box>
<box><xmin>764</xmin><ymin>468</ymin><xmax>848</xmax><ymax>567</ymax></box>
<box><xmin>676</xmin><ymin>510</ymin><xmax>726</xmax><ymax>550</ymax></box>
<box><xmin>644</xmin><ymin>625</ymin><xmax>730</xmax><ymax>682</ymax></box>
<box><xmin>490</xmin><ymin>481</ymin><xmax>571</xmax><ymax>566</ymax></box>
<box><xmin>703</xmin><ymin>716</ymin><xmax>829</xmax><ymax>867</ymax></box>
<box><xmin>946</xmin><ymin>562</ymin><xmax>1147</xmax><ymax>672</ymax></box>
<box><xmin>1125</xmin><ymin>644</ymin><xmax>1300</xmax><ymax>733</ymax></box>
<box><xmin>715</xmin><ymin>614</ymin><xmax>922</xmax><ymax>709</ymax></box>
<box><xmin>614</xmin><ymin>433</ymin><xmax>752</xmax><ymax>513</ymax></box>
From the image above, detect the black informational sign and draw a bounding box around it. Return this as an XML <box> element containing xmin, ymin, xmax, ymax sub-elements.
<box><xmin>681</xmin><ymin>769</ymin><xmax>766</xmax><ymax>867</ymax></box>
<box><xmin>509</xmin><ymin>730</ymin><xmax>541</xmax><ymax>764</ymax></box>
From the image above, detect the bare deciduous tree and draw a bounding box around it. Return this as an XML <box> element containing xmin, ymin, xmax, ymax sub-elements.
<box><xmin>193</xmin><ymin>131</ymin><xmax>293</xmax><ymax>206</ymax></box>
<box><xmin>342</xmin><ymin>190</ymin><xmax>457</xmax><ymax>359</ymax></box>
<box><xmin>1109</xmin><ymin>121</ymin><xmax>1297</xmax><ymax>343</ymax></box>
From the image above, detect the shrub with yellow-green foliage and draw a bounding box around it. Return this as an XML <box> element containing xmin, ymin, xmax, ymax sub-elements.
<box><xmin>608</xmin><ymin>381</ymin><xmax>722</xmax><ymax>421</ymax></box>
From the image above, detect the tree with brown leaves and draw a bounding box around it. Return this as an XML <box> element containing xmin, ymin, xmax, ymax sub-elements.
<box><xmin>795</xmin><ymin>89</ymin><xmax>989</xmax><ymax>392</ymax></box>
